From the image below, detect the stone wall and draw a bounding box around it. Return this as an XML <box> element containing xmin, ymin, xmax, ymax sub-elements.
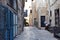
<box><xmin>50</xmin><ymin>0</ymin><xmax>60</xmax><ymax>27</ymax></box>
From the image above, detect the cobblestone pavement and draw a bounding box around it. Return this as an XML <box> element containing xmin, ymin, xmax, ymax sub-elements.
<box><xmin>14</xmin><ymin>27</ymin><xmax>57</xmax><ymax>40</ymax></box>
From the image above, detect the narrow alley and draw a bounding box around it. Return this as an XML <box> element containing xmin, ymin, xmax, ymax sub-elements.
<box><xmin>0</xmin><ymin>0</ymin><xmax>60</xmax><ymax>40</ymax></box>
<box><xmin>14</xmin><ymin>27</ymin><xmax>57</xmax><ymax>40</ymax></box>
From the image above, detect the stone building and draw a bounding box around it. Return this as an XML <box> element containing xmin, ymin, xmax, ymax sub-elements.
<box><xmin>29</xmin><ymin>0</ymin><xmax>38</xmax><ymax>26</ymax></box>
<box><xmin>17</xmin><ymin>0</ymin><xmax>25</xmax><ymax>35</ymax></box>
<box><xmin>31</xmin><ymin>0</ymin><xmax>49</xmax><ymax>29</ymax></box>
<box><xmin>0</xmin><ymin>0</ymin><xmax>25</xmax><ymax>40</ymax></box>
<box><xmin>31</xmin><ymin>0</ymin><xmax>60</xmax><ymax>29</ymax></box>
<box><xmin>29</xmin><ymin>9</ymin><xmax>33</xmax><ymax>26</ymax></box>
<box><xmin>50</xmin><ymin>0</ymin><xmax>60</xmax><ymax>27</ymax></box>
<box><xmin>24</xmin><ymin>0</ymin><xmax>32</xmax><ymax>25</ymax></box>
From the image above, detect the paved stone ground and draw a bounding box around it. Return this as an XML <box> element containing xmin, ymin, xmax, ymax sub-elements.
<box><xmin>14</xmin><ymin>27</ymin><xmax>57</xmax><ymax>40</ymax></box>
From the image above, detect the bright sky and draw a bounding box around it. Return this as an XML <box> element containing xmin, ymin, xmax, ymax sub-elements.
<box><xmin>24</xmin><ymin>0</ymin><xmax>32</xmax><ymax>16</ymax></box>
<box><xmin>24</xmin><ymin>0</ymin><xmax>32</xmax><ymax>23</ymax></box>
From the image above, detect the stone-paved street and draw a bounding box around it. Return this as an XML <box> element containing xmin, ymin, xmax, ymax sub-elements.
<box><xmin>14</xmin><ymin>27</ymin><xmax>57</xmax><ymax>40</ymax></box>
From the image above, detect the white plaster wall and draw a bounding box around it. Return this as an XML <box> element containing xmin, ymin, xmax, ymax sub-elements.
<box><xmin>50</xmin><ymin>0</ymin><xmax>60</xmax><ymax>27</ymax></box>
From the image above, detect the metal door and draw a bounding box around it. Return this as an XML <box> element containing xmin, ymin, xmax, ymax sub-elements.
<box><xmin>0</xmin><ymin>5</ymin><xmax>13</xmax><ymax>40</ymax></box>
<box><xmin>41</xmin><ymin>16</ymin><xmax>45</xmax><ymax>27</ymax></box>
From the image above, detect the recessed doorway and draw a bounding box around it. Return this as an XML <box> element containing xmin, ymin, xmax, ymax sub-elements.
<box><xmin>41</xmin><ymin>16</ymin><xmax>45</xmax><ymax>27</ymax></box>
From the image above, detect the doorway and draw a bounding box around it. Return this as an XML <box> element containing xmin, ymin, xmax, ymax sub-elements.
<box><xmin>55</xmin><ymin>8</ymin><xmax>59</xmax><ymax>27</ymax></box>
<box><xmin>41</xmin><ymin>16</ymin><xmax>45</xmax><ymax>27</ymax></box>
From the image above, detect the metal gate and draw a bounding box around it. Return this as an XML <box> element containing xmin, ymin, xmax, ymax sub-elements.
<box><xmin>0</xmin><ymin>4</ymin><xmax>16</xmax><ymax>40</ymax></box>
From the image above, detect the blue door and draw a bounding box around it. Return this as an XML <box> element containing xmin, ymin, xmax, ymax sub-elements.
<box><xmin>0</xmin><ymin>5</ymin><xmax>6</xmax><ymax>40</ymax></box>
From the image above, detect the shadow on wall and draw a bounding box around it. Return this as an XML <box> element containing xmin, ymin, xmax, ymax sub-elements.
<box><xmin>24</xmin><ymin>19</ymin><xmax>29</xmax><ymax>26</ymax></box>
<box><xmin>34</xmin><ymin>18</ymin><xmax>38</xmax><ymax>27</ymax></box>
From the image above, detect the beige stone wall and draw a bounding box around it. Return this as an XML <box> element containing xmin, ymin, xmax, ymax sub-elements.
<box><xmin>32</xmin><ymin>0</ymin><xmax>38</xmax><ymax>24</ymax></box>
<box><xmin>31</xmin><ymin>0</ymin><xmax>49</xmax><ymax>28</ymax></box>
<box><xmin>29</xmin><ymin>13</ymin><xmax>33</xmax><ymax>26</ymax></box>
<box><xmin>37</xmin><ymin>7</ymin><xmax>48</xmax><ymax>27</ymax></box>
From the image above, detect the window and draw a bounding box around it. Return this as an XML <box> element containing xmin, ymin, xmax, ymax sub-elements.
<box><xmin>24</xmin><ymin>10</ymin><xmax>28</xmax><ymax>17</ymax></box>
<box><xmin>34</xmin><ymin>18</ymin><xmax>36</xmax><ymax>20</ymax></box>
<box><xmin>30</xmin><ymin>10</ymin><xmax>32</xmax><ymax>13</ymax></box>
